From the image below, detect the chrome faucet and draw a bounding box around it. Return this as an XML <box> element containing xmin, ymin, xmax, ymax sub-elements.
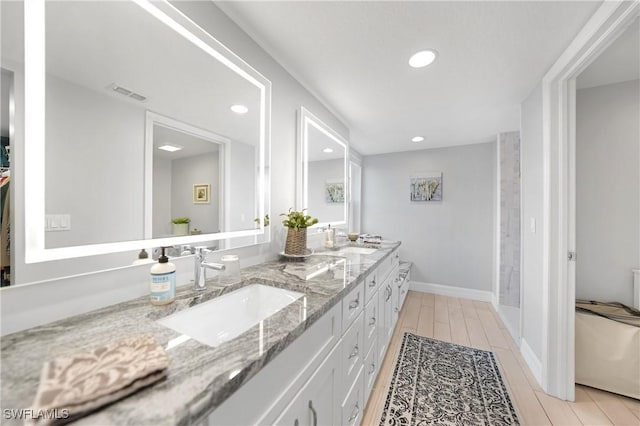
<box><xmin>193</xmin><ymin>246</ymin><xmax>225</xmax><ymax>291</ymax></box>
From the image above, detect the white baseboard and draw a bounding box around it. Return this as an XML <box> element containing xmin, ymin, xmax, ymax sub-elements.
<box><xmin>520</xmin><ymin>338</ymin><xmax>543</xmax><ymax>387</ymax></box>
<box><xmin>491</xmin><ymin>293</ymin><xmax>499</xmax><ymax>311</ymax></box>
<box><xmin>410</xmin><ymin>281</ymin><xmax>493</xmax><ymax>302</ymax></box>
<box><xmin>496</xmin><ymin>307</ymin><xmax>521</xmax><ymax>346</ymax></box>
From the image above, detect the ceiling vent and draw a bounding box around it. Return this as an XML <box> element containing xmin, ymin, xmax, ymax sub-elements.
<box><xmin>109</xmin><ymin>84</ymin><xmax>147</xmax><ymax>102</ymax></box>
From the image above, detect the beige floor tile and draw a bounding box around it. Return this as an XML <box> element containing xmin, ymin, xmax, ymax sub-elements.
<box><xmin>570</xmin><ymin>386</ymin><xmax>613</xmax><ymax>425</ymax></box>
<box><xmin>536</xmin><ymin>390</ymin><xmax>582</xmax><ymax>425</ymax></box>
<box><xmin>415</xmin><ymin>305</ymin><xmax>434</xmax><ymax>338</ymax></box>
<box><xmin>421</xmin><ymin>292</ymin><xmax>435</xmax><ymax>307</ymax></box>
<box><xmin>448</xmin><ymin>304</ymin><xmax>470</xmax><ymax>346</ymax></box>
<box><xmin>584</xmin><ymin>386</ymin><xmax>640</xmax><ymax>425</ymax></box>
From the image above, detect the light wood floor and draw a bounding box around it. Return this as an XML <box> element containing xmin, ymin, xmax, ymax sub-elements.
<box><xmin>361</xmin><ymin>291</ymin><xmax>640</xmax><ymax>426</ymax></box>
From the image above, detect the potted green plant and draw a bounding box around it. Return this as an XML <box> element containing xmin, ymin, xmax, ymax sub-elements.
<box><xmin>171</xmin><ymin>217</ymin><xmax>190</xmax><ymax>236</ymax></box>
<box><xmin>254</xmin><ymin>214</ymin><xmax>270</xmax><ymax>227</ymax></box>
<box><xmin>280</xmin><ymin>208</ymin><xmax>318</xmax><ymax>255</ymax></box>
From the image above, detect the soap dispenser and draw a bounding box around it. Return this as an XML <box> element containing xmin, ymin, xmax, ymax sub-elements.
<box><xmin>325</xmin><ymin>224</ymin><xmax>335</xmax><ymax>249</ymax></box>
<box><xmin>132</xmin><ymin>248</ymin><xmax>150</xmax><ymax>265</ymax></box>
<box><xmin>150</xmin><ymin>247</ymin><xmax>176</xmax><ymax>306</ymax></box>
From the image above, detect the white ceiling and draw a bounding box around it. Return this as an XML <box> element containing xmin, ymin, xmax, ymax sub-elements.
<box><xmin>153</xmin><ymin>124</ymin><xmax>220</xmax><ymax>161</ymax></box>
<box><xmin>577</xmin><ymin>17</ymin><xmax>639</xmax><ymax>90</ymax></box>
<box><xmin>308</xmin><ymin>122</ymin><xmax>346</xmax><ymax>162</ymax></box>
<box><xmin>218</xmin><ymin>1</ymin><xmax>602</xmax><ymax>155</ymax></box>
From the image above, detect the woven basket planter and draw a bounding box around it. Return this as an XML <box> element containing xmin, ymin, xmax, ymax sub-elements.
<box><xmin>284</xmin><ymin>228</ymin><xmax>307</xmax><ymax>255</ymax></box>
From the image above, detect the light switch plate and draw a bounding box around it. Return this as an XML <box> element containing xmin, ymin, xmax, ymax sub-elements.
<box><xmin>45</xmin><ymin>214</ymin><xmax>71</xmax><ymax>231</ymax></box>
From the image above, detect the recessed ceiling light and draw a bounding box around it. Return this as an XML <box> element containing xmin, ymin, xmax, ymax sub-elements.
<box><xmin>409</xmin><ymin>50</ymin><xmax>438</xmax><ymax>68</ymax></box>
<box><xmin>323</xmin><ymin>148</ymin><xmax>334</xmax><ymax>153</ymax></box>
<box><xmin>158</xmin><ymin>144</ymin><xmax>183</xmax><ymax>152</ymax></box>
<box><xmin>230</xmin><ymin>104</ymin><xmax>248</xmax><ymax>114</ymax></box>
<box><xmin>411</xmin><ymin>136</ymin><xmax>425</xmax><ymax>142</ymax></box>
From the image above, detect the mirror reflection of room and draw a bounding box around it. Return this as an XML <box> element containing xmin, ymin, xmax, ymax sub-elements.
<box><xmin>35</xmin><ymin>1</ymin><xmax>261</xmax><ymax>249</ymax></box>
<box><xmin>0</xmin><ymin>68</ymin><xmax>13</xmax><ymax>287</ymax></box>
<box><xmin>151</xmin><ymin>121</ymin><xmax>223</xmax><ymax>239</ymax></box>
<box><xmin>305</xmin><ymin>119</ymin><xmax>347</xmax><ymax>225</ymax></box>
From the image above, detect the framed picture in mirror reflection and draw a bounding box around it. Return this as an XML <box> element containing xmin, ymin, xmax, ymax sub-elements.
<box><xmin>193</xmin><ymin>184</ymin><xmax>210</xmax><ymax>204</ymax></box>
<box><xmin>325</xmin><ymin>180</ymin><xmax>345</xmax><ymax>203</ymax></box>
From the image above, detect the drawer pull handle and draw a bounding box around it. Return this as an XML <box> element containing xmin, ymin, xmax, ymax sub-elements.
<box><xmin>395</xmin><ymin>307</ymin><xmax>399</xmax><ymax>313</ymax></box>
<box><xmin>369</xmin><ymin>278</ymin><xmax>376</xmax><ymax>287</ymax></box>
<box><xmin>348</xmin><ymin>402</ymin><xmax>360</xmax><ymax>423</ymax></box>
<box><xmin>386</xmin><ymin>285</ymin><xmax>392</xmax><ymax>302</ymax></box>
<box><xmin>369</xmin><ymin>317</ymin><xmax>376</xmax><ymax>326</ymax></box>
<box><xmin>309</xmin><ymin>400</ymin><xmax>317</xmax><ymax>426</ymax></box>
<box><xmin>369</xmin><ymin>363</ymin><xmax>376</xmax><ymax>374</ymax></box>
<box><xmin>349</xmin><ymin>344</ymin><xmax>359</xmax><ymax>359</ymax></box>
<box><xmin>349</xmin><ymin>298</ymin><xmax>359</xmax><ymax>310</ymax></box>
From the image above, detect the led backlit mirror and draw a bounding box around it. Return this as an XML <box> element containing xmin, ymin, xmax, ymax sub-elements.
<box><xmin>297</xmin><ymin>107</ymin><xmax>348</xmax><ymax>228</ymax></box>
<box><xmin>14</xmin><ymin>0</ymin><xmax>271</xmax><ymax>264</ymax></box>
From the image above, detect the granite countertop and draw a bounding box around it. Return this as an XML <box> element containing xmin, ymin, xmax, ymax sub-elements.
<box><xmin>0</xmin><ymin>241</ymin><xmax>400</xmax><ymax>425</ymax></box>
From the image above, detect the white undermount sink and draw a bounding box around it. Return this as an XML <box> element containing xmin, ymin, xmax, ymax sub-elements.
<box><xmin>158</xmin><ymin>284</ymin><xmax>303</xmax><ymax>348</ymax></box>
<box><xmin>338</xmin><ymin>246</ymin><xmax>377</xmax><ymax>255</ymax></box>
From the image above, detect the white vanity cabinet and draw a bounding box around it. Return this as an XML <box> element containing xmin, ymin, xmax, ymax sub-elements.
<box><xmin>273</xmin><ymin>343</ymin><xmax>341</xmax><ymax>426</ymax></box>
<box><xmin>207</xmin><ymin>303</ymin><xmax>342</xmax><ymax>426</ymax></box>
<box><xmin>377</xmin><ymin>273</ymin><xmax>396</xmax><ymax>362</ymax></box>
<box><xmin>205</xmin><ymin>248</ymin><xmax>404</xmax><ymax>426</ymax></box>
<box><xmin>396</xmin><ymin>266</ymin><xmax>410</xmax><ymax>312</ymax></box>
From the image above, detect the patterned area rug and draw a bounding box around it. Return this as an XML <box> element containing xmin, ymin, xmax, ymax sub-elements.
<box><xmin>380</xmin><ymin>333</ymin><xmax>519</xmax><ymax>426</ymax></box>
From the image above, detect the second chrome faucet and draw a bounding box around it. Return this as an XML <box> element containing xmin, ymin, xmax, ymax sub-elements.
<box><xmin>193</xmin><ymin>246</ymin><xmax>225</xmax><ymax>291</ymax></box>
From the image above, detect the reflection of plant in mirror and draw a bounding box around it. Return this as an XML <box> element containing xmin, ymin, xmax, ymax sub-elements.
<box><xmin>254</xmin><ymin>214</ymin><xmax>270</xmax><ymax>227</ymax></box>
<box><xmin>172</xmin><ymin>217</ymin><xmax>190</xmax><ymax>224</ymax></box>
<box><xmin>280</xmin><ymin>208</ymin><xmax>318</xmax><ymax>231</ymax></box>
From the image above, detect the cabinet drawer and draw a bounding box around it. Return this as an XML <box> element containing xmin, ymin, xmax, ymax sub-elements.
<box><xmin>341</xmin><ymin>311</ymin><xmax>364</xmax><ymax>401</ymax></box>
<box><xmin>398</xmin><ymin>276</ymin><xmax>409</xmax><ymax>311</ymax></box>
<box><xmin>377</xmin><ymin>255</ymin><xmax>393</xmax><ymax>283</ymax></box>
<box><xmin>342</xmin><ymin>281</ymin><xmax>364</xmax><ymax>333</ymax></box>
<box><xmin>391</xmin><ymin>250</ymin><xmax>400</xmax><ymax>272</ymax></box>
<box><xmin>341</xmin><ymin>366</ymin><xmax>364</xmax><ymax>426</ymax></box>
<box><xmin>364</xmin><ymin>293</ymin><xmax>378</xmax><ymax>356</ymax></box>
<box><xmin>272</xmin><ymin>343</ymin><xmax>341</xmax><ymax>426</ymax></box>
<box><xmin>363</xmin><ymin>339</ymin><xmax>378</xmax><ymax>402</ymax></box>
<box><xmin>378</xmin><ymin>249</ymin><xmax>399</xmax><ymax>283</ymax></box>
<box><xmin>363</xmin><ymin>269</ymin><xmax>378</xmax><ymax>304</ymax></box>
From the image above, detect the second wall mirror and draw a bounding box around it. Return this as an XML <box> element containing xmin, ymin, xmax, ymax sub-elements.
<box><xmin>297</xmin><ymin>107</ymin><xmax>349</xmax><ymax>229</ymax></box>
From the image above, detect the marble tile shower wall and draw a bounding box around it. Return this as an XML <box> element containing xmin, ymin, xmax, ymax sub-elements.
<box><xmin>499</xmin><ymin>132</ymin><xmax>521</xmax><ymax>307</ymax></box>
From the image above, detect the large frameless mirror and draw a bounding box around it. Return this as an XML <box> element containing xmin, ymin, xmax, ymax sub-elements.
<box><xmin>10</xmin><ymin>0</ymin><xmax>271</xmax><ymax>266</ymax></box>
<box><xmin>297</xmin><ymin>107</ymin><xmax>348</xmax><ymax>229</ymax></box>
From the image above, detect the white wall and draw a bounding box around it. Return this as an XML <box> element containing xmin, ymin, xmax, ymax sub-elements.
<box><xmin>45</xmin><ymin>74</ymin><xmax>145</xmax><ymax>248</ymax></box>
<box><xmin>171</xmin><ymin>152</ymin><xmax>220</xmax><ymax>235</ymax></box>
<box><xmin>576</xmin><ymin>79</ymin><xmax>640</xmax><ymax>306</ymax></box>
<box><xmin>307</xmin><ymin>158</ymin><xmax>345</xmax><ymax>224</ymax></box>
<box><xmin>152</xmin><ymin>158</ymin><xmax>172</xmax><ymax>237</ymax></box>
<box><xmin>362</xmin><ymin>142</ymin><xmax>496</xmax><ymax>292</ymax></box>
<box><xmin>520</xmin><ymin>83</ymin><xmax>544</xmax><ymax>361</ymax></box>
<box><xmin>1</xmin><ymin>1</ymin><xmax>349</xmax><ymax>335</ymax></box>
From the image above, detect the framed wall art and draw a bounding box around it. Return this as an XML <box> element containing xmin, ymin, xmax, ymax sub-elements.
<box><xmin>325</xmin><ymin>180</ymin><xmax>345</xmax><ymax>203</ymax></box>
<box><xmin>193</xmin><ymin>184</ymin><xmax>210</xmax><ymax>204</ymax></box>
<box><xmin>410</xmin><ymin>172</ymin><xmax>442</xmax><ymax>201</ymax></box>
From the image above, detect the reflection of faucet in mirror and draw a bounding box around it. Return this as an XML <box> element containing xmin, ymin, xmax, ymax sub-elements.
<box><xmin>193</xmin><ymin>247</ymin><xmax>225</xmax><ymax>291</ymax></box>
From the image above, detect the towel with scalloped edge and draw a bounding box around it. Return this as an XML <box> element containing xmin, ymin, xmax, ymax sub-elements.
<box><xmin>27</xmin><ymin>334</ymin><xmax>168</xmax><ymax>426</ymax></box>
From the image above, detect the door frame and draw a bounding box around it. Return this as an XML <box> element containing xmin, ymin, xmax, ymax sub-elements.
<box><xmin>541</xmin><ymin>0</ymin><xmax>639</xmax><ymax>400</ymax></box>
